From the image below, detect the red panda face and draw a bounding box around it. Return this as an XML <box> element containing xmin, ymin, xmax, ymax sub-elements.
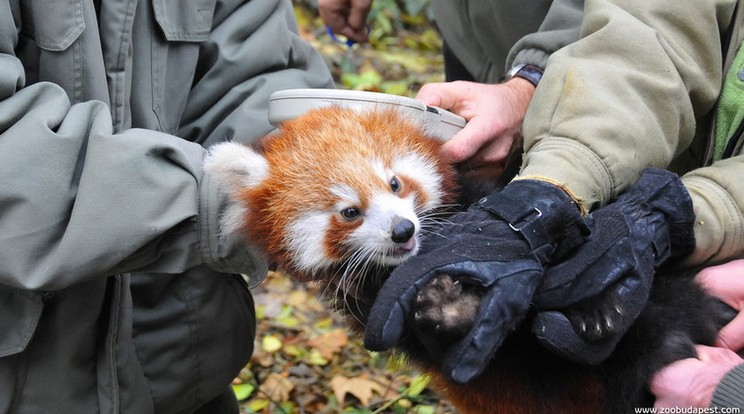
<box><xmin>205</xmin><ymin>107</ymin><xmax>458</xmax><ymax>282</ymax></box>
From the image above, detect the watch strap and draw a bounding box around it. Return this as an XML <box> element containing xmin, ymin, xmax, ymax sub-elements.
<box><xmin>505</xmin><ymin>63</ymin><xmax>543</xmax><ymax>87</ymax></box>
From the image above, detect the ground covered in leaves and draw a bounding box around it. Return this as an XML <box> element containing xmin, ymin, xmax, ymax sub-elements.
<box><xmin>234</xmin><ymin>2</ymin><xmax>455</xmax><ymax>413</ymax></box>
<box><xmin>235</xmin><ymin>273</ymin><xmax>456</xmax><ymax>414</ymax></box>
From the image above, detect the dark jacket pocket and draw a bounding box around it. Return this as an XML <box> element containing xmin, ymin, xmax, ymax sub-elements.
<box><xmin>0</xmin><ymin>286</ymin><xmax>43</xmax><ymax>357</ymax></box>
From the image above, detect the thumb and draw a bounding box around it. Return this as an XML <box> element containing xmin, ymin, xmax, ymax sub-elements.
<box><xmin>415</xmin><ymin>82</ymin><xmax>470</xmax><ymax>111</ymax></box>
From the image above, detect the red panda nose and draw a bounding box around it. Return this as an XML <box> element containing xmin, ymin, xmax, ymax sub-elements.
<box><xmin>391</xmin><ymin>219</ymin><xmax>416</xmax><ymax>243</ymax></box>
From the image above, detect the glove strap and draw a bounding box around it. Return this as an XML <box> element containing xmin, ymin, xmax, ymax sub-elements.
<box><xmin>477</xmin><ymin>194</ymin><xmax>553</xmax><ymax>259</ymax></box>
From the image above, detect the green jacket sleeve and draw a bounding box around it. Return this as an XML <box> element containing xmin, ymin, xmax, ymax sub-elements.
<box><xmin>177</xmin><ymin>0</ymin><xmax>336</xmax><ymax>146</ymax></box>
<box><xmin>506</xmin><ymin>0</ymin><xmax>585</xmax><ymax>71</ymax></box>
<box><xmin>431</xmin><ymin>0</ymin><xmax>582</xmax><ymax>82</ymax></box>
<box><xmin>0</xmin><ymin>0</ymin><xmax>332</xmax><ymax>291</ymax></box>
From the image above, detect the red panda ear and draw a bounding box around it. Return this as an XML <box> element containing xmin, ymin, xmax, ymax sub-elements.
<box><xmin>204</xmin><ymin>142</ymin><xmax>269</xmax><ymax>194</ymax></box>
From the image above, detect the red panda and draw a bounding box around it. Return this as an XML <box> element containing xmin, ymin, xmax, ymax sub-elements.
<box><xmin>204</xmin><ymin>106</ymin><xmax>459</xmax><ymax>323</ymax></box>
<box><xmin>205</xmin><ymin>106</ymin><xmax>734</xmax><ymax>414</ymax></box>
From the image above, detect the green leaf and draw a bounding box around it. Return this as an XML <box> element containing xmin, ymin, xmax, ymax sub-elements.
<box><xmin>406</xmin><ymin>374</ymin><xmax>430</xmax><ymax>397</ymax></box>
<box><xmin>232</xmin><ymin>383</ymin><xmax>255</xmax><ymax>401</ymax></box>
<box><xmin>413</xmin><ymin>405</ymin><xmax>436</xmax><ymax>414</ymax></box>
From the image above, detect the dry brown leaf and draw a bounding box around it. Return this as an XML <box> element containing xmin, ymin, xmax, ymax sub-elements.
<box><xmin>258</xmin><ymin>372</ymin><xmax>295</xmax><ymax>402</ymax></box>
<box><xmin>307</xmin><ymin>329</ymin><xmax>350</xmax><ymax>360</ymax></box>
<box><xmin>329</xmin><ymin>374</ymin><xmax>385</xmax><ymax>407</ymax></box>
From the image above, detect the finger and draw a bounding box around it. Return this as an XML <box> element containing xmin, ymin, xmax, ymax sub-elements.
<box><xmin>649</xmin><ymin>357</ymin><xmax>698</xmax><ymax>402</ymax></box>
<box><xmin>715</xmin><ymin>311</ymin><xmax>744</xmax><ymax>351</ymax></box>
<box><xmin>695</xmin><ymin>262</ymin><xmax>744</xmax><ymax>310</ymax></box>
<box><xmin>415</xmin><ymin>81</ymin><xmax>475</xmax><ymax>111</ymax></box>
<box><xmin>441</xmin><ymin>121</ymin><xmax>504</xmax><ymax>165</ymax></box>
<box><xmin>319</xmin><ymin>5</ymin><xmax>348</xmax><ymax>33</ymax></box>
<box><xmin>531</xmin><ymin>311</ymin><xmax>619</xmax><ymax>365</ymax></box>
<box><xmin>535</xmin><ymin>216</ymin><xmax>635</xmax><ymax>308</ymax></box>
<box><xmin>347</xmin><ymin>0</ymin><xmax>372</xmax><ymax>32</ymax></box>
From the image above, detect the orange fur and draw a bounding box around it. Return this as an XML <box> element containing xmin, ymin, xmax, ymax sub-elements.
<box><xmin>238</xmin><ymin>106</ymin><xmax>457</xmax><ymax>280</ymax></box>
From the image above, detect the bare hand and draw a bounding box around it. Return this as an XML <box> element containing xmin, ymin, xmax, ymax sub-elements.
<box><xmin>318</xmin><ymin>0</ymin><xmax>371</xmax><ymax>44</ymax></box>
<box><xmin>696</xmin><ymin>259</ymin><xmax>744</xmax><ymax>351</ymax></box>
<box><xmin>415</xmin><ymin>79</ymin><xmax>535</xmax><ymax>181</ymax></box>
<box><xmin>651</xmin><ymin>345</ymin><xmax>743</xmax><ymax>408</ymax></box>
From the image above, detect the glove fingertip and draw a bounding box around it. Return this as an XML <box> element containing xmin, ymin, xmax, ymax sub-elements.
<box><xmin>531</xmin><ymin>312</ymin><xmax>613</xmax><ymax>366</ymax></box>
<box><xmin>448</xmin><ymin>364</ymin><xmax>480</xmax><ymax>385</ymax></box>
<box><xmin>364</xmin><ymin>303</ymin><xmax>405</xmax><ymax>351</ymax></box>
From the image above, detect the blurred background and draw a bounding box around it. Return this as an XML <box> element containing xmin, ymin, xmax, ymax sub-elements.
<box><xmin>294</xmin><ymin>0</ymin><xmax>444</xmax><ymax>94</ymax></box>
<box><xmin>231</xmin><ymin>1</ymin><xmax>458</xmax><ymax>413</ymax></box>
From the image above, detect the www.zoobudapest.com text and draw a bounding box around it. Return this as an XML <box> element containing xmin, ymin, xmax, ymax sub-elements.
<box><xmin>634</xmin><ymin>407</ymin><xmax>741</xmax><ymax>413</ymax></box>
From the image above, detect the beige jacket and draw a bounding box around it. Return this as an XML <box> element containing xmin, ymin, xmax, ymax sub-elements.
<box><xmin>520</xmin><ymin>0</ymin><xmax>744</xmax><ymax>265</ymax></box>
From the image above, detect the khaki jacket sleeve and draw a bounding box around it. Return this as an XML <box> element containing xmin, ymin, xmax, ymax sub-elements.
<box><xmin>520</xmin><ymin>0</ymin><xmax>735</xmax><ymax>211</ymax></box>
<box><xmin>682</xmin><ymin>157</ymin><xmax>744</xmax><ymax>265</ymax></box>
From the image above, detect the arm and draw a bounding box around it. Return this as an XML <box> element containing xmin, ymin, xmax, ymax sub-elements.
<box><xmin>682</xmin><ymin>157</ymin><xmax>744</xmax><ymax>265</ymax></box>
<box><xmin>0</xmin><ymin>0</ymin><xmax>332</xmax><ymax>291</ymax></box>
<box><xmin>520</xmin><ymin>0</ymin><xmax>735</xmax><ymax>213</ymax></box>
<box><xmin>416</xmin><ymin>0</ymin><xmax>584</xmax><ymax>179</ymax></box>
<box><xmin>505</xmin><ymin>0</ymin><xmax>584</xmax><ymax>72</ymax></box>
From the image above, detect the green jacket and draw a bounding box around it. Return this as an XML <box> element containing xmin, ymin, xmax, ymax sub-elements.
<box><xmin>0</xmin><ymin>0</ymin><xmax>334</xmax><ymax>413</ymax></box>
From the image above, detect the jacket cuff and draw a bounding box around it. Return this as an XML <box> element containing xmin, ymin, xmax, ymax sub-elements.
<box><xmin>198</xmin><ymin>168</ymin><xmax>268</xmax><ymax>287</ymax></box>
<box><xmin>711</xmin><ymin>362</ymin><xmax>744</xmax><ymax>410</ymax></box>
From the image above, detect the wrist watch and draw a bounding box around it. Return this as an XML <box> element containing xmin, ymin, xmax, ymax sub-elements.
<box><xmin>504</xmin><ymin>63</ymin><xmax>544</xmax><ymax>87</ymax></box>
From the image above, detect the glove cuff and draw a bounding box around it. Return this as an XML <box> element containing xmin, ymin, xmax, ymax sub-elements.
<box><xmin>625</xmin><ymin>168</ymin><xmax>696</xmax><ymax>259</ymax></box>
<box><xmin>478</xmin><ymin>180</ymin><xmax>589</xmax><ymax>261</ymax></box>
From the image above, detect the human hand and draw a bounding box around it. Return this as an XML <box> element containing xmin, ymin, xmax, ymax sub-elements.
<box><xmin>364</xmin><ymin>179</ymin><xmax>587</xmax><ymax>384</ymax></box>
<box><xmin>415</xmin><ymin>79</ymin><xmax>535</xmax><ymax>181</ymax></box>
<box><xmin>318</xmin><ymin>0</ymin><xmax>371</xmax><ymax>44</ymax></box>
<box><xmin>695</xmin><ymin>259</ymin><xmax>744</xmax><ymax>352</ymax></box>
<box><xmin>531</xmin><ymin>168</ymin><xmax>697</xmax><ymax>365</ymax></box>
<box><xmin>651</xmin><ymin>345</ymin><xmax>743</xmax><ymax>408</ymax></box>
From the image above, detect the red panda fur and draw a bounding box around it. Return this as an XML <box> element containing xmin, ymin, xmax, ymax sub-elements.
<box><xmin>233</xmin><ymin>106</ymin><xmax>458</xmax><ymax>281</ymax></box>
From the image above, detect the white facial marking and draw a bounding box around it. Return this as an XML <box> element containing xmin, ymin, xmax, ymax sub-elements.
<box><xmin>392</xmin><ymin>153</ymin><xmax>444</xmax><ymax>211</ymax></box>
<box><xmin>286</xmin><ymin>211</ymin><xmax>331</xmax><ymax>273</ymax></box>
<box><xmin>347</xmin><ymin>192</ymin><xmax>420</xmax><ymax>266</ymax></box>
<box><xmin>330</xmin><ymin>184</ymin><xmax>361</xmax><ymax>207</ymax></box>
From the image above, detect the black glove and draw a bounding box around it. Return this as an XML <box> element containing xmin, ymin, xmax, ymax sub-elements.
<box><xmin>363</xmin><ymin>179</ymin><xmax>588</xmax><ymax>384</ymax></box>
<box><xmin>530</xmin><ymin>168</ymin><xmax>695</xmax><ymax>365</ymax></box>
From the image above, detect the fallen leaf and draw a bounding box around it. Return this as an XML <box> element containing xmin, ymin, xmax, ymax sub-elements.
<box><xmin>329</xmin><ymin>374</ymin><xmax>385</xmax><ymax>407</ymax></box>
<box><xmin>261</xmin><ymin>335</ymin><xmax>283</xmax><ymax>353</ymax></box>
<box><xmin>231</xmin><ymin>383</ymin><xmax>255</xmax><ymax>401</ymax></box>
<box><xmin>308</xmin><ymin>329</ymin><xmax>349</xmax><ymax>360</ymax></box>
<box><xmin>259</xmin><ymin>372</ymin><xmax>295</xmax><ymax>402</ymax></box>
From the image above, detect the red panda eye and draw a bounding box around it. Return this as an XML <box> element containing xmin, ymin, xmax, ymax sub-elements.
<box><xmin>340</xmin><ymin>207</ymin><xmax>361</xmax><ymax>220</ymax></box>
<box><xmin>390</xmin><ymin>176</ymin><xmax>401</xmax><ymax>192</ymax></box>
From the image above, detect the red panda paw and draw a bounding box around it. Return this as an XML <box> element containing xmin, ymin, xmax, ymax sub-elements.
<box><xmin>413</xmin><ymin>273</ymin><xmax>483</xmax><ymax>339</ymax></box>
